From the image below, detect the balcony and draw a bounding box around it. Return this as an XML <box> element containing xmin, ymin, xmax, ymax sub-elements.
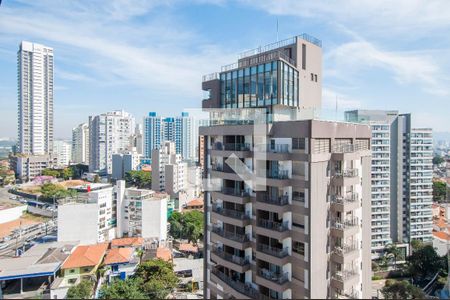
<box><xmin>211</xmin><ymin>206</ymin><xmax>251</xmax><ymax>227</ymax></box>
<box><xmin>257</xmin><ymin>244</ymin><xmax>289</xmax><ymax>258</ymax></box>
<box><xmin>330</xmin><ymin>193</ymin><xmax>359</xmax><ymax>212</ymax></box>
<box><xmin>211</xmin><ymin>269</ymin><xmax>258</xmax><ymax>299</ymax></box>
<box><xmin>211</xmin><ymin>187</ymin><xmax>251</xmax><ymax>205</ymax></box>
<box><xmin>210</xmin><ymin>142</ymin><xmax>252</xmax><ymax>158</ymax></box>
<box><xmin>211</xmin><ymin>227</ymin><xmax>251</xmax><ymax>250</ymax></box>
<box><xmin>332</xmin><ymin>169</ymin><xmax>359</xmax><ymax>186</ymax></box>
<box><xmin>256</xmin><ymin>219</ymin><xmax>290</xmax><ymax>240</ymax></box>
<box><xmin>255</xmin><ymin>268</ymin><xmax>290</xmax><ymax>292</ymax></box>
<box><xmin>331</xmin><ymin>270</ymin><xmax>360</xmax><ymax>291</ymax></box>
<box><xmin>258</xmin><ymin>170</ymin><xmax>291</xmax><ymax>187</ymax></box>
<box><xmin>255</xmin><ymin>193</ymin><xmax>291</xmax><ymax>215</ymax></box>
<box><xmin>331</xmin><ymin>218</ymin><xmax>360</xmax><ymax>238</ymax></box>
<box><xmin>256</xmin><ymin>244</ymin><xmax>290</xmax><ymax>266</ymax></box>
<box><xmin>331</xmin><ymin>243</ymin><xmax>360</xmax><ymax>264</ymax></box>
<box><xmin>211</xmin><ymin>247</ymin><xmax>250</xmax><ymax>273</ymax></box>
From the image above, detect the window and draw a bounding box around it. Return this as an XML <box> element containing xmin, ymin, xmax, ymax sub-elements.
<box><xmin>68</xmin><ymin>278</ymin><xmax>77</xmax><ymax>284</ymax></box>
<box><xmin>292</xmin><ymin>138</ymin><xmax>306</xmax><ymax>150</ymax></box>
<box><xmin>311</xmin><ymin>73</ymin><xmax>314</xmax><ymax>81</ymax></box>
<box><xmin>70</xmin><ymin>269</ymin><xmax>75</xmax><ymax>273</ymax></box>
<box><xmin>302</xmin><ymin>44</ymin><xmax>306</xmax><ymax>69</ymax></box>
<box><xmin>314</xmin><ymin>74</ymin><xmax>318</xmax><ymax>82</ymax></box>
<box><xmin>293</xmin><ymin>241</ymin><xmax>305</xmax><ymax>256</ymax></box>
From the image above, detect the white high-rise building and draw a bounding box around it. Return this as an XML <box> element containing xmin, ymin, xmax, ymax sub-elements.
<box><xmin>143</xmin><ymin>112</ymin><xmax>195</xmax><ymax>160</ymax></box>
<box><xmin>53</xmin><ymin>140</ymin><xmax>72</xmax><ymax>167</ymax></box>
<box><xmin>72</xmin><ymin>122</ymin><xmax>89</xmax><ymax>164</ymax></box>
<box><xmin>345</xmin><ymin>110</ymin><xmax>433</xmax><ymax>257</ymax></box>
<box><xmin>17</xmin><ymin>41</ymin><xmax>54</xmax><ymax>155</ymax></box>
<box><xmin>89</xmin><ymin>110</ymin><xmax>135</xmax><ymax>174</ymax></box>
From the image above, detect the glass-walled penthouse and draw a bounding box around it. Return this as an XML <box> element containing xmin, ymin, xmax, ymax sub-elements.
<box><xmin>220</xmin><ymin>60</ymin><xmax>299</xmax><ymax>109</ymax></box>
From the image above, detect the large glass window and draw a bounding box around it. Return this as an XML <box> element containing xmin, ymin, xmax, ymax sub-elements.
<box><xmin>244</xmin><ymin>68</ymin><xmax>250</xmax><ymax>107</ymax></box>
<box><xmin>257</xmin><ymin>64</ymin><xmax>264</xmax><ymax>106</ymax></box>
<box><xmin>237</xmin><ymin>69</ymin><xmax>244</xmax><ymax>107</ymax></box>
<box><xmin>250</xmin><ymin>66</ymin><xmax>257</xmax><ymax>107</ymax></box>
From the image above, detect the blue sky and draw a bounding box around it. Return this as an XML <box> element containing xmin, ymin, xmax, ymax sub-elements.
<box><xmin>0</xmin><ymin>0</ymin><xmax>449</xmax><ymax>139</ymax></box>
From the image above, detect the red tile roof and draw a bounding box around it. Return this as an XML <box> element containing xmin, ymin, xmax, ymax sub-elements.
<box><xmin>104</xmin><ymin>248</ymin><xmax>134</xmax><ymax>265</ymax></box>
<box><xmin>111</xmin><ymin>237</ymin><xmax>144</xmax><ymax>247</ymax></box>
<box><xmin>62</xmin><ymin>243</ymin><xmax>108</xmax><ymax>269</ymax></box>
<box><xmin>156</xmin><ymin>247</ymin><xmax>172</xmax><ymax>262</ymax></box>
<box><xmin>186</xmin><ymin>198</ymin><xmax>203</xmax><ymax>207</ymax></box>
<box><xmin>433</xmin><ymin>231</ymin><xmax>450</xmax><ymax>241</ymax></box>
<box><xmin>178</xmin><ymin>243</ymin><xmax>198</xmax><ymax>253</ymax></box>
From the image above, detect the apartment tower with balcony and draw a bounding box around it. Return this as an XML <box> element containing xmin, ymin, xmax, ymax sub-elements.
<box><xmin>201</xmin><ymin>34</ymin><xmax>372</xmax><ymax>299</ymax></box>
<box><xmin>345</xmin><ymin>110</ymin><xmax>433</xmax><ymax>258</ymax></box>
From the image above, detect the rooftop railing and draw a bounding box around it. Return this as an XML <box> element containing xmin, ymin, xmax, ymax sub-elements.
<box><xmin>202</xmin><ymin>72</ymin><xmax>219</xmax><ymax>82</ymax></box>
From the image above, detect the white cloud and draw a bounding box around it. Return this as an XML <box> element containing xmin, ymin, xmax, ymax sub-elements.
<box><xmin>326</xmin><ymin>40</ymin><xmax>450</xmax><ymax>96</ymax></box>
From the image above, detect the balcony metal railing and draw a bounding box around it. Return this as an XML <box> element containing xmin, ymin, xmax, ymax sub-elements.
<box><xmin>212</xmin><ymin>206</ymin><xmax>251</xmax><ymax>220</ymax></box>
<box><xmin>332</xmin><ymin>269</ymin><xmax>359</xmax><ymax>282</ymax></box>
<box><xmin>257</xmin><ymin>244</ymin><xmax>289</xmax><ymax>258</ymax></box>
<box><xmin>212</xmin><ymin>227</ymin><xmax>251</xmax><ymax>243</ymax></box>
<box><xmin>202</xmin><ymin>72</ymin><xmax>219</xmax><ymax>82</ymax></box>
<box><xmin>221</xmin><ymin>187</ymin><xmax>250</xmax><ymax>197</ymax></box>
<box><xmin>211</xmin><ymin>269</ymin><xmax>259</xmax><ymax>298</ymax></box>
<box><xmin>212</xmin><ymin>247</ymin><xmax>250</xmax><ymax>266</ymax></box>
<box><xmin>257</xmin><ymin>219</ymin><xmax>289</xmax><ymax>232</ymax></box>
<box><xmin>335</xmin><ymin>168</ymin><xmax>359</xmax><ymax>178</ymax></box>
<box><xmin>333</xmin><ymin>243</ymin><xmax>359</xmax><ymax>256</ymax></box>
<box><xmin>331</xmin><ymin>193</ymin><xmax>359</xmax><ymax>204</ymax></box>
<box><xmin>262</xmin><ymin>170</ymin><xmax>289</xmax><ymax>180</ymax></box>
<box><xmin>331</xmin><ymin>218</ymin><xmax>359</xmax><ymax>230</ymax></box>
<box><xmin>257</xmin><ymin>268</ymin><xmax>290</xmax><ymax>285</ymax></box>
<box><xmin>258</xmin><ymin>194</ymin><xmax>289</xmax><ymax>206</ymax></box>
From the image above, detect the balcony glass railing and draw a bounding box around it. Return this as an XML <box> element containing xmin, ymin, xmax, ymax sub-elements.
<box><xmin>211</xmin><ymin>269</ymin><xmax>258</xmax><ymax>298</ymax></box>
<box><xmin>263</xmin><ymin>170</ymin><xmax>289</xmax><ymax>179</ymax></box>
<box><xmin>333</xmin><ymin>243</ymin><xmax>359</xmax><ymax>255</ymax></box>
<box><xmin>213</xmin><ymin>142</ymin><xmax>251</xmax><ymax>151</ymax></box>
<box><xmin>221</xmin><ymin>187</ymin><xmax>250</xmax><ymax>197</ymax></box>
<box><xmin>212</xmin><ymin>247</ymin><xmax>250</xmax><ymax>266</ymax></box>
<box><xmin>257</xmin><ymin>244</ymin><xmax>289</xmax><ymax>258</ymax></box>
<box><xmin>331</xmin><ymin>218</ymin><xmax>359</xmax><ymax>230</ymax></box>
<box><xmin>212</xmin><ymin>206</ymin><xmax>251</xmax><ymax>220</ymax></box>
<box><xmin>212</xmin><ymin>227</ymin><xmax>251</xmax><ymax>243</ymax></box>
<box><xmin>258</xmin><ymin>268</ymin><xmax>289</xmax><ymax>284</ymax></box>
<box><xmin>335</xmin><ymin>168</ymin><xmax>358</xmax><ymax>178</ymax></box>
<box><xmin>257</xmin><ymin>219</ymin><xmax>289</xmax><ymax>232</ymax></box>
<box><xmin>331</xmin><ymin>193</ymin><xmax>359</xmax><ymax>204</ymax></box>
<box><xmin>258</xmin><ymin>194</ymin><xmax>289</xmax><ymax>206</ymax></box>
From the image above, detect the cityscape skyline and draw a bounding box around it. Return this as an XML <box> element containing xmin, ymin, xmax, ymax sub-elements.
<box><xmin>0</xmin><ymin>0</ymin><xmax>450</xmax><ymax>139</ymax></box>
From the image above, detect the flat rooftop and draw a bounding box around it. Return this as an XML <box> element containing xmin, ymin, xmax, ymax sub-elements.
<box><xmin>0</xmin><ymin>242</ymin><xmax>78</xmax><ymax>280</ymax></box>
<box><xmin>68</xmin><ymin>183</ymin><xmax>112</xmax><ymax>192</ymax></box>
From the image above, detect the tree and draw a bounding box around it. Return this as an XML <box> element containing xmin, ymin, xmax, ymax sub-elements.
<box><xmin>385</xmin><ymin>244</ymin><xmax>402</xmax><ymax>270</ymax></box>
<box><xmin>99</xmin><ymin>278</ymin><xmax>147</xmax><ymax>299</ymax></box>
<box><xmin>433</xmin><ymin>155</ymin><xmax>445</xmax><ymax>165</ymax></box>
<box><xmin>135</xmin><ymin>259</ymin><xmax>179</xmax><ymax>299</ymax></box>
<box><xmin>381</xmin><ymin>280</ymin><xmax>425</xmax><ymax>299</ymax></box>
<box><xmin>94</xmin><ymin>174</ymin><xmax>100</xmax><ymax>183</ymax></box>
<box><xmin>410</xmin><ymin>239</ymin><xmax>424</xmax><ymax>252</ymax></box>
<box><xmin>66</xmin><ymin>280</ymin><xmax>93</xmax><ymax>299</ymax></box>
<box><xmin>168</xmin><ymin>210</ymin><xmax>203</xmax><ymax>243</ymax></box>
<box><xmin>124</xmin><ymin>170</ymin><xmax>151</xmax><ymax>189</ymax></box>
<box><xmin>408</xmin><ymin>245</ymin><xmax>442</xmax><ymax>282</ymax></box>
<box><xmin>433</xmin><ymin>181</ymin><xmax>447</xmax><ymax>202</ymax></box>
<box><xmin>42</xmin><ymin>168</ymin><xmax>60</xmax><ymax>178</ymax></box>
<box><xmin>40</xmin><ymin>183</ymin><xmax>77</xmax><ymax>200</ymax></box>
<box><xmin>62</xmin><ymin>167</ymin><xmax>74</xmax><ymax>180</ymax></box>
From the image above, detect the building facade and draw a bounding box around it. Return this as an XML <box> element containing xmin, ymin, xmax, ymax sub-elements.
<box><xmin>144</xmin><ymin>112</ymin><xmax>195</xmax><ymax>160</ymax></box>
<box><xmin>72</xmin><ymin>122</ymin><xmax>89</xmax><ymax>164</ymax></box>
<box><xmin>12</xmin><ymin>154</ymin><xmax>53</xmax><ymax>182</ymax></box>
<box><xmin>345</xmin><ymin>110</ymin><xmax>433</xmax><ymax>257</ymax></box>
<box><xmin>89</xmin><ymin>110</ymin><xmax>135</xmax><ymax>174</ymax></box>
<box><xmin>53</xmin><ymin>140</ymin><xmax>72</xmax><ymax>167</ymax></box>
<box><xmin>17</xmin><ymin>41</ymin><xmax>54</xmax><ymax>156</ymax></box>
<box><xmin>111</xmin><ymin>149</ymin><xmax>142</xmax><ymax>180</ymax></box>
<box><xmin>201</xmin><ymin>34</ymin><xmax>372</xmax><ymax>299</ymax></box>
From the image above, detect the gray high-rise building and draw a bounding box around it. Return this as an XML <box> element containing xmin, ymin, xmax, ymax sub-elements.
<box><xmin>345</xmin><ymin>110</ymin><xmax>433</xmax><ymax>258</ymax></box>
<box><xmin>17</xmin><ymin>41</ymin><xmax>54</xmax><ymax>155</ymax></box>
<box><xmin>201</xmin><ymin>34</ymin><xmax>372</xmax><ymax>299</ymax></box>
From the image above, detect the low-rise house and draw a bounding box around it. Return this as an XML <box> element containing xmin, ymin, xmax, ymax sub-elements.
<box><xmin>111</xmin><ymin>237</ymin><xmax>144</xmax><ymax>249</ymax></box>
<box><xmin>51</xmin><ymin>243</ymin><xmax>108</xmax><ymax>298</ymax></box>
<box><xmin>103</xmin><ymin>247</ymin><xmax>139</xmax><ymax>282</ymax></box>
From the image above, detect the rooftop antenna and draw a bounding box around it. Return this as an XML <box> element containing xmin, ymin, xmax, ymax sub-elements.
<box><xmin>276</xmin><ymin>18</ymin><xmax>279</xmax><ymax>42</ymax></box>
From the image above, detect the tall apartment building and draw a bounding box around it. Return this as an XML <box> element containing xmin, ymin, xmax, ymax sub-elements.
<box><xmin>53</xmin><ymin>140</ymin><xmax>72</xmax><ymax>167</ymax></box>
<box><xmin>201</xmin><ymin>34</ymin><xmax>372</xmax><ymax>299</ymax></box>
<box><xmin>144</xmin><ymin>112</ymin><xmax>195</xmax><ymax>160</ymax></box>
<box><xmin>345</xmin><ymin>110</ymin><xmax>433</xmax><ymax>257</ymax></box>
<box><xmin>89</xmin><ymin>110</ymin><xmax>135</xmax><ymax>174</ymax></box>
<box><xmin>152</xmin><ymin>141</ymin><xmax>187</xmax><ymax>196</ymax></box>
<box><xmin>17</xmin><ymin>41</ymin><xmax>54</xmax><ymax>156</ymax></box>
<box><xmin>72</xmin><ymin>122</ymin><xmax>89</xmax><ymax>164</ymax></box>
<box><xmin>111</xmin><ymin>148</ymin><xmax>142</xmax><ymax>180</ymax></box>
<box><xmin>12</xmin><ymin>154</ymin><xmax>53</xmax><ymax>182</ymax></box>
